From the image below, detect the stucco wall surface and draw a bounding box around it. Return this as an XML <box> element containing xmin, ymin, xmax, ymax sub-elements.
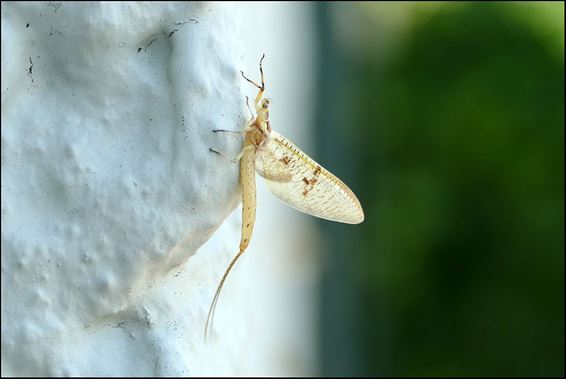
<box><xmin>1</xmin><ymin>1</ymin><xmax>317</xmax><ymax>376</ymax></box>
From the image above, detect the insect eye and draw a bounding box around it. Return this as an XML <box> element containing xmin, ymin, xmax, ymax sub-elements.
<box><xmin>263</xmin><ymin>103</ymin><xmax>268</xmax><ymax>109</ymax></box>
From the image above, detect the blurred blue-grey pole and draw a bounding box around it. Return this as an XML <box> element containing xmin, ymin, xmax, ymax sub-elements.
<box><xmin>315</xmin><ymin>2</ymin><xmax>366</xmax><ymax>376</ymax></box>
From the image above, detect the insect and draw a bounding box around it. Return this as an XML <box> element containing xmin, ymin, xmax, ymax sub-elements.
<box><xmin>206</xmin><ymin>54</ymin><xmax>364</xmax><ymax>340</ymax></box>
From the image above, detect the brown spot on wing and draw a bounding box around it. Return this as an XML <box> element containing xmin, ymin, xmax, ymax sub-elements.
<box><xmin>280</xmin><ymin>156</ymin><xmax>290</xmax><ymax>165</ymax></box>
<box><xmin>314</xmin><ymin>165</ymin><xmax>322</xmax><ymax>177</ymax></box>
<box><xmin>302</xmin><ymin>177</ymin><xmax>319</xmax><ymax>197</ymax></box>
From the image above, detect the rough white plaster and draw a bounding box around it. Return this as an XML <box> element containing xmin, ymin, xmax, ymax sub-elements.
<box><xmin>1</xmin><ymin>1</ymin><xmax>318</xmax><ymax>376</ymax></box>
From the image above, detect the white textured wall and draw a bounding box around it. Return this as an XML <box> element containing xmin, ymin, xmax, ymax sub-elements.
<box><xmin>1</xmin><ymin>1</ymin><xmax>317</xmax><ymax>376</ymax></box>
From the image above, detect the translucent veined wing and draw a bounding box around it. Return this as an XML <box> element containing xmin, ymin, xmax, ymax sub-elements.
<box><xmin>255</xmin><ymin>148</ymin><xmax>293</xmax><ymax>182</ymax></box>
<box><xmin>255</xmin><ymin>131</ymin><xmax>364</xmax><ymax>224</ymax></box>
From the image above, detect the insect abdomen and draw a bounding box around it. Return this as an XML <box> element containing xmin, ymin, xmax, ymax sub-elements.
<box><xmin>239</xmin><ymin>146</ymin><xmax>257</xmax><ymax>252</ymax></box>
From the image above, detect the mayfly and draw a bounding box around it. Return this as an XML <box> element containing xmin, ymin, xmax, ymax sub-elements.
<box><xmin>206</xmin><ymin>54</ymin><xmax>364</xmax><ymax>340</ymax></box>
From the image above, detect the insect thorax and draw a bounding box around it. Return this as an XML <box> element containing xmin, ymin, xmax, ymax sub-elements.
<box><xmin>245</xmin><ymin>127</ymin><xmax>266</xmax><ymax>147</ymax></box>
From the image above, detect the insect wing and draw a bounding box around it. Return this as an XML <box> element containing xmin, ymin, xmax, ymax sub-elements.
<box><xmin>255</xmin><ymin>147</ymin><xmax>293</xmax><ymax>182</ymax></box>
<box><xmin>256</xmin><ymin>131</ymin><xmax>364</xmax><ymax>224</ymax></box>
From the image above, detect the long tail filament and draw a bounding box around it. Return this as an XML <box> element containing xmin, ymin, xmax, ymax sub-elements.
<box><xmin>204</xmin><ymin>248</ymin><xmax>245</xmax><ymax>342</ymax></box>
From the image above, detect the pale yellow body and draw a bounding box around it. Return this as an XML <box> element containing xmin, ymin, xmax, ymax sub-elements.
<box><xmin>204</xmin><ymin>59</ymin><xmax>270</xmax><ymax>340</ymax></box>
<box><xmin>205</xmin><ymin>55</ymin><xmax>364</xmax><ymax>340</ymax></box>
<box><xmin>239</xmin><ymin>140</ymin><xmax>257</xmax><ymax>253</ymax></box>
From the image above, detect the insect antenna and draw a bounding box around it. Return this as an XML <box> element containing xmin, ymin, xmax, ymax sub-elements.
<box><xmin>204</xmin><ymin>248</ymin><xmax>245</xmax><ymax>342</ymax></box>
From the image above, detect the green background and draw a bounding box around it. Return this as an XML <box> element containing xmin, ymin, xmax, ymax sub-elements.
<box><xmin>315</xmin><ymin>2</ymin><xmax>564</xmax><ymax>376</ymax></box>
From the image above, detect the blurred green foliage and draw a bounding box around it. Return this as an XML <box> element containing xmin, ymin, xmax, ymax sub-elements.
<box><xmin>318</xmin><ymin>2</ymin><xmax>564</xmax><ymax>376</ymax></box>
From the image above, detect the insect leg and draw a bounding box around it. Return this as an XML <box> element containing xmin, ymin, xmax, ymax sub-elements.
<box><xmin>240</xmin><ymin>70</ymin><xmax>262</xmax><ymax>90</ymax></box>
<box><xmin>212</xmin><ymin>125</ymin><xmax>254</xmax><ymax>134</ymax></box>
<box><xmin>253</xmin><ymin>54</ymin><xmax>266</xmax><ymax>107</ymax></box>
<box><xmin>212</xmin><ymin>129</ymin><xmax>246</xmax><ymax>134</ymax></box>
<box><xmin>209</xmin><ymin>144</ymin><xmax>254</xmax><ymax>163</ymax></box>
<box><xmin>258</xmin><ymin>53</ymin><xmax>265</xmax><ymax>89</ymax></box>
<box><xmin>209</xmin><ymin>147</ymin><xmax>243</xmax><ymax>163</ymax></box>
<box><xmin>241</xmin><ymin>54</ymin><xmax>266</xmax><ymax>107</ymax></box>
<box><xmin>245</xmin><ymin>96</ymin><xmax>255</xmax><ymax>120</ymax></box>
